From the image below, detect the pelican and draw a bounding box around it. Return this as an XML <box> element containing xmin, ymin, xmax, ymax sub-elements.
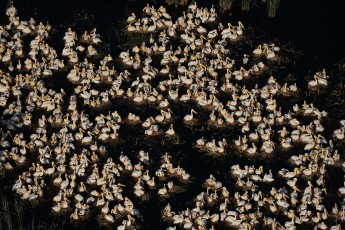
<box><xmin>127</xmin><ymin>13</ymin><xmax>137</xmax><ymax>23</ymax></box>
<box><xmin>253</xmin><ymin>45</ymin><xmax>262</xmax><ymax>55</ymax></box>
<box><xmin>158</xmin><ymin>184</ymin><xmax>168</xmax><ymax>195</ymax></box>
<box><xmin>166</xmin><ymin>124</ymin><xmax>175</xmax><ymax>136</ymax></box>
<box><xmin>308</xmin><ymin>75</ymin><xmax>318</xmax><ymax>87</ymax></box>
<box><xmin>184</xmin><ymin>109</ymin><xmax>197</xmax><ymax>122</ymax></box>
<box><xmin>247</xmin><ymin>143</ymin><xmax>257</xmax><ymax>155</ymax></box>
<box><xmin>81</xmin><ymin>131</ymin><xmax>94</xmax><ymax>144</ymax></box>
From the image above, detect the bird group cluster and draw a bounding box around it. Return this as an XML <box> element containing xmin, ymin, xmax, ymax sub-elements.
<box><xmin>308</xmin><ymin>69</ymin><xmax>328</xmax><ymax>88</ymax></box>
<box><xmin>0</xmin><ymin>2</ymin><xmax>344</xmax><ymax>230</ymax></box>
<box><xmin>334</xmin><ymin>120</ymin><xmax>345</xmax><ymax>141</ymax></box>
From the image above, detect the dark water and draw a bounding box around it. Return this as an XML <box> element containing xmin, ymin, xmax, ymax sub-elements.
<box><xmin>0</xmin><ymin>0</ymin><xmax>345</xmax><ymax>229</ymax></box>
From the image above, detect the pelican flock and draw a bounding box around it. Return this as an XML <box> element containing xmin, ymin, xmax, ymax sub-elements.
<box><xmin>0</xmin><ymin>3</ymin><xmax>344</xmax><ymax>230</ymax></box>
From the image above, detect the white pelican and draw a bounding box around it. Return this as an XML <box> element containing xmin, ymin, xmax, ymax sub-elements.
<box><xmin>184</xmin><ymin>109</ymin><xmax>197</xmax><ymax>122</ymax></box>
